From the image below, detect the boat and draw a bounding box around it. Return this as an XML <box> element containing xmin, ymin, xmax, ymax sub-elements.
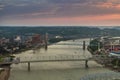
<box><xmin>109</xmin><ymin>51</ymin><xmax>120</xmax><ymax>58</ymax></box>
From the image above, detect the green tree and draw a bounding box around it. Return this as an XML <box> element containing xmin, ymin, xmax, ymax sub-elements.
<box><xmin>88</xmin><ymin>39</ymin><xmax>103</xmax><ymax>52</ymax></box>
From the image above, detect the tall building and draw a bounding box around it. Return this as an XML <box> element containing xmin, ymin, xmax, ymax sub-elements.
<box><xmin>32</xmin><ymin>34</ymin><xmax>42</xmax><ymax>44</ymax></box>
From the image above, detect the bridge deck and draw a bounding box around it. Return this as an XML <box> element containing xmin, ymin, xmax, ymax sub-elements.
<box><xmin>20</xmin><ymin>58</ymin><xmax>90</xmax><ymax>63</ymax></box>
<box><xmin>0</xmin><ymin>55</ymin><xmax>111</xmax><ymax>64</ymax></box>
<box><xmin>0</xmin><ymin>55</ymin><xmax>113</xmax><ymax>71</ymax></box>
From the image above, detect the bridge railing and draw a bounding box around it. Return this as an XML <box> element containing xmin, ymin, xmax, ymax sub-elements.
<box><xmin>18</xmin><ymin>55</ymin><xmax>115</xmax><ymax>62</ymax></box>
<box><xmin>1</xmin><ymin>55</ymin><xmax>117</xmax><ymax>64</ymax></box>
<box><xmin>19</xmin><ymin>55</ymin><xmax>89</xmax><ymax>62</ymax></box>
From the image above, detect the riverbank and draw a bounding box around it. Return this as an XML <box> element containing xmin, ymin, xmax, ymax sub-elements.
<box><xmin>88</xmin><ymin>38</ymin><xmax>120</xmax><ymax>72</ymax></box>
<box><xmin>0</xmin><ymin>65</ymin><xmax>11</xmax><ymax>80</ymax></box>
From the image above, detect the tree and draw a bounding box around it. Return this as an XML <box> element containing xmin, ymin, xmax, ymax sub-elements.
<box><xmin>88</xmin><ymin>39</ymin><xmax>103</xmax><ymax>52</ymax></box>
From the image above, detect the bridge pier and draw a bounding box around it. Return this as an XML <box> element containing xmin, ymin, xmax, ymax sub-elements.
<box><xmin>45</xmin><ymin>33</ymin><xmax>48</xmax><ymax>50</ymax></box>
<box><xmin>85</xmin><ymin>60</ymin><xmax>88</xmax><ymax>68</ymax></box>
<box><xmin>83</xmin><ymin>41</ymin><xmax>86</xmax><ymax>50</ymax></box>
<box><xmin>28</xmin><ymin>62</ymin><xmax>30</xmax><ymax>71</ymax></box>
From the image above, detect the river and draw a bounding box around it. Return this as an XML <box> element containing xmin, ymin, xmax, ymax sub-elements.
<box><xmin>9</xmin><ymin>38</ymin><xmax>112</xmax><ymax>80</ymax></box>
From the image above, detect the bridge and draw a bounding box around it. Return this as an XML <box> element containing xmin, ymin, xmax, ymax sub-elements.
<box><xmin>0</xmin><ymin>55</ymin><xmax>114</xmax><ymax>71</ymax></box>
<box><xmin>53</xmin><ymin>43</ymin><xmax>87</xmax><ymax>46</ymax></box>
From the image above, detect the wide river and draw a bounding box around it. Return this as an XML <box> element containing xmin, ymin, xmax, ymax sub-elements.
<box><xmin>9</xmin><ymin>38</ymin><xmax>113</xmax><ymax>80</ymax></box>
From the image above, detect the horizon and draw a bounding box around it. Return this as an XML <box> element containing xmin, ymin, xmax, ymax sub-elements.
<box><xmin>0</xmin><ymin>25</ymin><xmax>119</xmax><ymax>29</ymax></box>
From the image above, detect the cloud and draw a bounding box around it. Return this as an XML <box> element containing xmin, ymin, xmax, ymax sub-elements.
<box><xmin>0</xmin><ymin>4</ymin><xmax>5</xmax><ymax>8</ymax></box>
<box><xmin>0</xmin><ymin>0</ymin><xmax>48</xmax><ymax>5</ymax></box>
<box><xmin>0</xmin><ymin>4</ymin><xmax>4</xmax><ymax>7</ymax></box>
<box><xmin>0</xmin><ymin>0</ymin><xmax>120</xmax><ymax>21</ymax></box>
<box><xmin>0</xmin><ymin>8</ymin><xmax>3</xmax><ymax>10</ymax></box>
<box><xmin>49</xmin><ymin>0</ymin><xmax>88</xmax><ymax>4</ymax></box>
<box><xmin>93</xmin><ymin>1</ymin><xmax>120</xmax><ymax>9</ymax></box>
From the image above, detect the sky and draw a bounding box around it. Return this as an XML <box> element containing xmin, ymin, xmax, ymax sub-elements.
<box><xmin>0</xmin><ymin>0</ymin><xmax>120</xmax><ymax>26</ymax></box>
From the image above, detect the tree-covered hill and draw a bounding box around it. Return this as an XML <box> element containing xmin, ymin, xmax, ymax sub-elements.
<box><xmin>0</xmin><ymin>26</ymin><xmax>120</xmax><ymax>38</ymax></box>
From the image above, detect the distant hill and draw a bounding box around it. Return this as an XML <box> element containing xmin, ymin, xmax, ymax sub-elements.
<box><xmin>113</xmin><ymin>27</ymin><xmax>120</xmax><ymax>30</ymax></box>
<box><xmin>0</xmin><ymin>26</ymin><xmax>120</xmax><ymax>38</ymax></box>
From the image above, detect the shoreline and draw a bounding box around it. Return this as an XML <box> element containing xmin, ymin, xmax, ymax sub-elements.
<box><xmin>88</xmin><ymin>39</ymin><xmax>120</xmax><ymax>72</ymax></box>
<box><xmin>0</xmin><ymin>65</ymin><xmax>11</xmax><ymax>80</ymax></box>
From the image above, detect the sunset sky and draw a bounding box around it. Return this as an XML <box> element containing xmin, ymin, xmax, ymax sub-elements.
<box><xmin>0</xmin><ymin>0</ymin><xmax>120</xmax><ymax>26</ymax></box>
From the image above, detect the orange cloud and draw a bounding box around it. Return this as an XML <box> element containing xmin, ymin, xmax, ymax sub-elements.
<box><xmin>32</xmin><ymin>14</ymin><xmax>120</xmax><ymax>21</ymax></box>
<box><xmin>95</xmin><ymin>2</ymin><xmax>120</xmax><ymax>9</ymax></box>
<box><xmin>1</xmin><ymin>13</ymin><xmax>120</xmax><ymax>26</ymax></box>
<box><xmin>9</xmin><ymin>14</ymin><xmax>119</xmax><ymax>26</ymax></box>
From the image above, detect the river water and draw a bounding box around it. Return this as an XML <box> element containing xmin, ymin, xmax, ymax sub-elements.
<box><xmin>9</xmin><ymin>38</ymin><xmax>112</xmax><ymax>80</ymax></box>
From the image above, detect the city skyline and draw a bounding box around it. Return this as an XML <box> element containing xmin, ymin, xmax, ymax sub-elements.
<box><xmin>0</xmin><ymin>0</ymin><xmax>120</xmax><ymax>27</ymax></box>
